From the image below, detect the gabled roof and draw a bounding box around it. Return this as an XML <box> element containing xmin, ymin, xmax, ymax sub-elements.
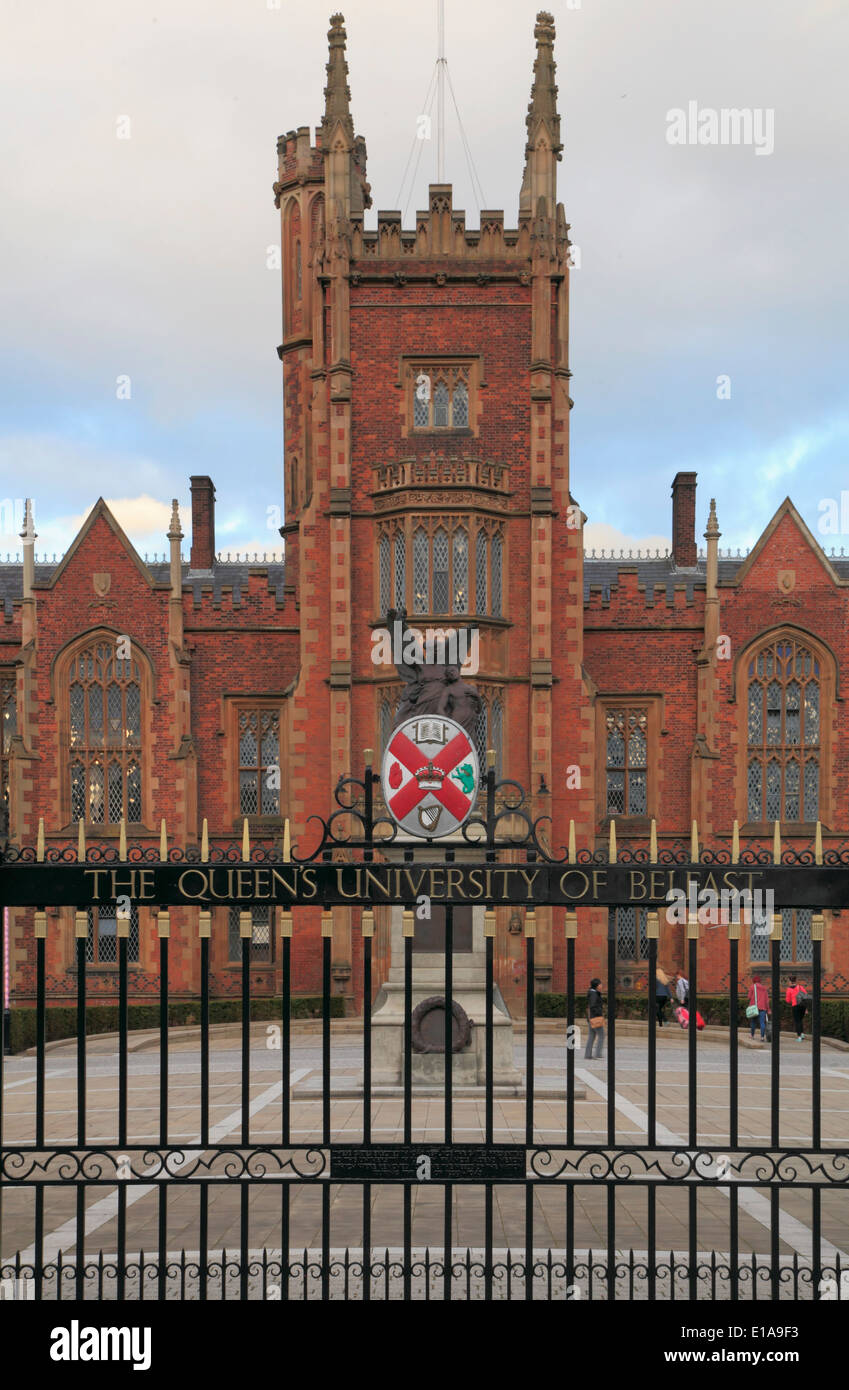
<box><xmin>38</xmin><ymin>498</ymin><xmax>159</xmax><ymax>591</ymax></box>
<box><xmin>729</xmin><ymin>497</ymin><xmax>843</xmax><ymax>587</ymax></box>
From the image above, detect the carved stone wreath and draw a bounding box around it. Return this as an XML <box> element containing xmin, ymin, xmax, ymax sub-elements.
<box><xmin>411</xmin><ymin>995</ymin><xmax>473</xmax><ymax>1054</ymax></box>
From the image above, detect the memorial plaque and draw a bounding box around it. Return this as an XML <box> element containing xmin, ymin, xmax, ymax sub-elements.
<box><xmin>330</xmin><ymin>1143</ymin><xmax>526</xmax><ymax>1182</ymax></box>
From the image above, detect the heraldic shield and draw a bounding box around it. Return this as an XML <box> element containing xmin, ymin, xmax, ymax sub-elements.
<box><xmin>381</xmin><ymin>714</ymin><xmax>480</xmax><ymax>838</ymax></box>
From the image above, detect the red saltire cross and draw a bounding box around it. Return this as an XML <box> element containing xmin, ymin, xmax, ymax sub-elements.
<box><xmin>386</xmin><ymin>727</ymin><xmax>474</xmax><ymax>823</ymax></box>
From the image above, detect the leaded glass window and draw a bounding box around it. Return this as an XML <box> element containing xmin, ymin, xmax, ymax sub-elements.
<box><xmin>432</xmin><ymin>528</ymin><xmax>449</xmax><ymax>612</ymax></box>
<box><xmin>1</xmin><ymin>673</ymin><xmax>16</xmax><ymax>828</ymax></box>
<box><xmin>68</xmin><ymin>641</ymin><xmax>143</xmax><ymax>824</ymax></box>
<box><xmin>491</xmin><ymin>532</ymin><xmax>503</xmax><ymax>616</ymax></box>
<box><xmin>452</xmin><ymin>379</ymin><xmax>469</xmax><ymax>427</ymax></box>
<box><xmin>379</xmin><ymin>533</ymin><xmax>391</xmax><ymax>614</ymax></box>
<box><xmin>475</xmin><ymin>530</ymin><xmax>487</xmax><ymax>613</ymax></box>
<box><xmin>452</xmin><ymin>529</ymin><xmax>468</xmax><ymax>612</ymax></box>
<box><xmin>605</xmin><ymin>708</ymin><xmax>648</xmax><ymax>815</ymax></box>
<box><xmin>228</xmin><ymin>906</ymin><xmax>274</xmax><ymax>963</ymax></box>
<box><xmin>615</xmin><ymin>907</ymin><xmax>649</xmax><ymax>962</ymax></box>
<box><xmin>409</xmin><ymin>364</ymin><xmax>473</xmax><ymax>431</ymax></box>
<box><xmin>379</xmin><ymin>699</ymin><xmax>392</xmax><ymax>756</ymax></box>
<box><xmin>491</xmin><ymin>696</ymin><xmax>503</xmax><ymax>780</ymax></box>
<box><xmin>746</xmin><ymin>638</ymin><xmax>819</xmax><ymax>821</ymax></box>
<box><xmin>750</xmin><ymin>907</ymin><xmax>771</xmax><ymax>962</ymax></box>
<box><xmin>394</xmin><ymin>531</ymin><xmax>406</xmax><ymax>609</ymax></box>
<box><xmin>87</xmin><ymin>904</ymin><xmax>139</xmax><ymax>964</ymax></box>
<box><xmin>475</xmin><ymin>702</ymin><xmax>487</xmax><ymax>776</ymax></box>
<box><xmin>238</xmin><ymin>709</ymin><xmax>281</xmax><ymax>816</ymax></box>
<box><xmin>413</xmin><ymin>528</ymin><xmax>429</xmax><ymax>613</ymax></box>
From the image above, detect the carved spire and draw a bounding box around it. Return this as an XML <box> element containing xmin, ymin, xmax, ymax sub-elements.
<box><xmin>322</xmin><ymin>13</ymin><xmax>353</xmax><ymax>141</ymax></box>
<box><xmin>519</xmin><ymin>11</ymin><xmax>562</xmax><ymax>217</ymax></box>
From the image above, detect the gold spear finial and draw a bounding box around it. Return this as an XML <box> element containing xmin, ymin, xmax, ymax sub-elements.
<box><xmin>691</xmin><ymin>820</ymin><xmax>699</xmax><ymax>862</ymax></box>
<box><xmin>36</xmin><ymin>817</ymin><xmax>45</xmax><ymax>862</ymax></box>
<box><xmin>119</xmin><ymin>817</ymin><xmax>127</xmax><ymax>860</ymax></box>
<box><xmin>160</xmin><ymin>818</ymin><xmax>168</xmax><ymax>861</ymax></box>
<box><xmin>815</xmin><ymin>821</ymin><xmax>823</xmax><ymax>866</ymax></box>
<box><xmin>608</xmin><ymin>819</ymin><xmax>617</xmax><ymax>862</ymax></box>
<box><xmin>283</xmin><ymin>817</ymin><xmax>291</xmax><ymax>862</ymax></box>
<box><xmin>568</xmin><ymin>820</ymin><xmax>576</xmax><ymax>864</ymax></box>
<box><xmin>242</xmin><ymin>817</ymin><xmax>251</xmax><ymax>860</ymax></box>
<box><xmin>773</xmin><ymin>820</ymin><xmax>781</xmax><ymax>865</ymax></box>
<box><xmin>650</xmin><ymin>818</ymin><xmax>658</xmax><ymax>862</ymax></box>
<box><xmin>732</xmin><ymin>819</ymin><xmax>740</xmax><ymax>863</ymax></box>
<box><xmin>77</xmin><ymin>818</ymin><xmax>86</xmax><ymax>862</ymax></box>
<box><xmin>201</xmin><ymin>817</ymin><xmax>209</xmax><ymax>863</ymax></box>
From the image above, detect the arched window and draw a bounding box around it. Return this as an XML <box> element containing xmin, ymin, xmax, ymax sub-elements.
<box><xmin>68</xmin><ymin>639</ymin><xmax>144</xmax><ymax>824</ymax></box>
<box><xmin>474</xmin><ymin>701</ymin><xmax>488</xmax><ymax>773</ymax></box>
<box><xmin>605</xmin><ymin>709</ymin><xmax>648</xmax><ymax>816</ymax></box>
<box><xmin>746</xmin><ymin>637</ymin><xmax>820</xmax><ymax>822</ymax></box>
<box><xmin>452</xmin><ymin>379</ymin><xmax>469</xmax><ymax>427</ymax></box>
<box><xmin>433</xmin><ymin>380</ymin><xmax>450</xmax><ymax>428</ymax></box>
<box><xmin>295</xmin><ymin>241</ymin><xmax>302</xmax><ymax>299</ymax></box>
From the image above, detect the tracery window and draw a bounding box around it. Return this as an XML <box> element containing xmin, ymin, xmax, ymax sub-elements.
<box><xmin>411</xmin><ymin>364</ymin><xmax>472</xmax><ymax>432</ymax></box>
<box><xmin>746</xmin><ymin>638</ymin><xmax>819</xmax><ymax>822</ymax></box>
<box><xmin>238</xmin><ymin>708</ymin><xmax>281</xmax><ymax>816</ymax></box>
<box><xmin>228</xmin><ymin>906</ymin><xmax>274</xmax><ymax>963</ymax></box>
<box><xmin>68</xmin><ymin>640</ymin><xmax>143</xmax><ymax>824</ymax></box>
<box><xmin>473</xmin><ymin>689</ymin><xmax>504</xmax><ymax>782</ymax></box>
<box><xmin>605</xmin><ymin>708</ymin><xmax>648</xmax><ymax>816</ymax></box>
<box><xmin>378</xmin><ymin>518</ymin><xmax>503</xmax><ymax>617</ymax></box>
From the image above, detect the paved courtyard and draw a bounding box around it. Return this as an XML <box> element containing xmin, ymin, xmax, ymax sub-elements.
<box><xmin>2</xmin><ymin>1021</ymin><xmax>846</xmax><ymax>1288</ymax></box>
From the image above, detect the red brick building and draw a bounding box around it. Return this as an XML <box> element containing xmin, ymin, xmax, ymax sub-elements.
<box><xmin>2</xmin><ymin>12</ymin><xmax>845</xmax><ymax>1017</ymax></box>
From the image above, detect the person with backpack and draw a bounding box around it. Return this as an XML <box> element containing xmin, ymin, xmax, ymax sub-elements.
<box><xmin>585</xmin><ymin>977</ymin><xmax>605</xmax><ymax>1059</ymax></box>
<box><xmin>746</xmin><ymin>975</ymin><xmax>770</xmax><ymax>1042</ymax></box>
<box><xmin>785</xmin><ymin>975</ymin><xmax>809</xmax><ymax>1041</ymax></box>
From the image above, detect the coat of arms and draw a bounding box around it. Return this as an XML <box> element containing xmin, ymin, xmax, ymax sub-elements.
<box><xmin>381</xmin><ymin>715</ymin><xmax>479</xmax><ymax>839</ymax></box>
<box><xmin>93</xmin><ymin>572</ymin><xmax>111</xmax><ymax>597</ymax></box>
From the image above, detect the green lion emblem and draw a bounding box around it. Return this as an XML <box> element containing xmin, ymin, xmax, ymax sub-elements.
<box><xmin>451</xmin><ymin>763</ymin><xmax>476</xmax><ymax>795</ymax></box>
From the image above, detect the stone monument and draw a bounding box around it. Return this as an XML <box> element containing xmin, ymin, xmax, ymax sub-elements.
<box><xmin>367</xmin><ymin>610</ymin><xmax>523</xmax><ymax>1094</ymax></box>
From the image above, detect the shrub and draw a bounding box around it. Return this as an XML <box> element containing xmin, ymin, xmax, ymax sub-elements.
<box><xmin>8</xmin><ymin>995</ymin><xmax>343</xmax><ymax>1053</ymax></box>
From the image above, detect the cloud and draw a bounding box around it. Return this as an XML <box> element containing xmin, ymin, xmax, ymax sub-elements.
<box><xmin>583</xmin><ymin>523</ymin><xmax>670</xmax><ymax>558</ymax></box>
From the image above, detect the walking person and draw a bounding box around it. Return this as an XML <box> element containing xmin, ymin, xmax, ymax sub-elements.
<box><xmin>675</xmin><ymin>971</ymin><xmax>689</xmax><ymax>1009</ymax></box>
<box><xmin>655</xmin><ymin>966</ymin><xmax>672</xmax><ymax>1027</ymax></box>
<box><xmin>746</xmin><ymin>974</ymin><xmax>770</xmax><ymax>1042</ymax></box>
<box><xmin>585</xmin><ymin>977</ymin><xmax>605</xmax><ymax>1059</ymax></box>
<box><xmin>785</xmin><ymin>975</ymin><xmax>809</xmax><ymax>1041</ymax></box>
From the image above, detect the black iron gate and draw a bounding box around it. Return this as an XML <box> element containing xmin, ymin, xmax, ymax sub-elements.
<box><xmin>0</xmin><ymin>759</ymin><xmax>846</xmax><ymax>1300</ymax></box>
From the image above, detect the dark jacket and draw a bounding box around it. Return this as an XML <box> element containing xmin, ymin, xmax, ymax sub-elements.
<box><xmin>587</xmin><ymin>987</ymin><xmax>604</xmax><ymax>1019</ymax></box>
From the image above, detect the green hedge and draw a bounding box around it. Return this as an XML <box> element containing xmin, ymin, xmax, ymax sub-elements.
<box><xmin>8</xmin><ymin>995</ymin><xmax>344</xmax><ymax>1054</ymax></box>
<box><xmin>535</xmin><ymin>992</ymin><xmax>849</xmax><ymax>1040</ymax></box>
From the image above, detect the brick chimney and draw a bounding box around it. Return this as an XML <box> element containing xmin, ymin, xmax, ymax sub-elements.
<box><xmin>189</xmin><ymin>475</ymin><xmax>216</xmax><ymax>571</ymax></box>
<box><xmin>671</xmin><ymin>471</ymin><xmax>697</xmax><ymax>568</ymax></box>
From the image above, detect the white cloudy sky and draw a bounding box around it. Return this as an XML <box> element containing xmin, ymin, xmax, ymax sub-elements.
<box><xmin>0</xmin><ymin>0</ymin><xmax>846</xmax><ymax>561</ymax></box>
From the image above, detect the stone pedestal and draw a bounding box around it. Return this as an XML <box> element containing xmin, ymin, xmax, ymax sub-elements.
<box><xmin>369</xmin><ymin>885</ymin><xmax>523</xmax><ymax>1093</ymax></box>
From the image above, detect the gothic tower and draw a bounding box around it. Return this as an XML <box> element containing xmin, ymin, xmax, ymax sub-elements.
<box><xmin>274</xmin><ymin>11</ymin><xmax>594</xmax><ymax>1006</ymax></box>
